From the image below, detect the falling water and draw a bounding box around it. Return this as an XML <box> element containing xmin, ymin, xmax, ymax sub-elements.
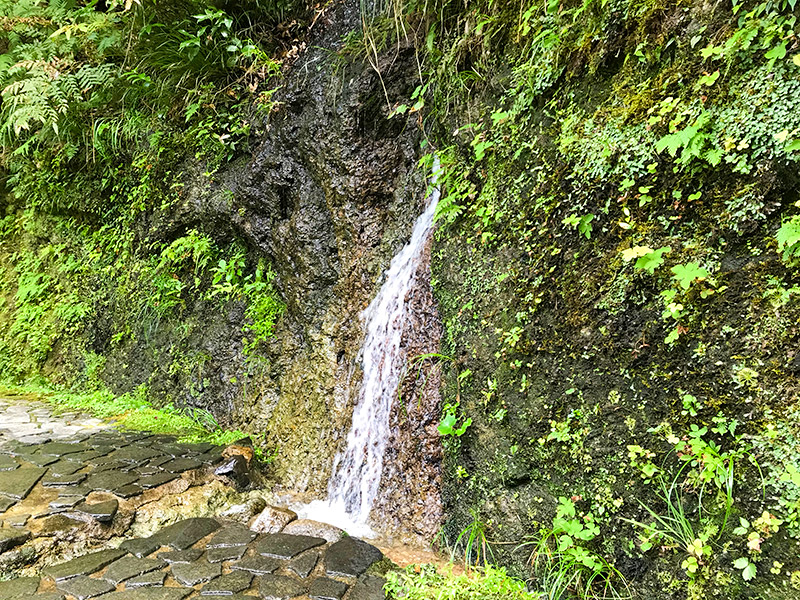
<box><xmin>295</xmin><ymin>160</ymin><xmax>440</xmax><ymax>536</ymax></box>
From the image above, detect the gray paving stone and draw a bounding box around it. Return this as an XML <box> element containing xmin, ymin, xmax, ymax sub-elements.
<box><xmin>41</xmin><ymin>472</ymin><xmax>87</xmax><ymax>487</ymax></box>
<box><xmin>76</xmin><ymin>499</ymin><xmax>119</xmax><ymax>522</ymax></box>
<box><xmin>122</xmin><ymin>569</ymin><xmax>167</xmax><ymax>588</ymax></box>
<box><xmin>200</xmin><ymin>570</ymin><xmax>253</xmax><ymax>595</ymax></box>
<box><xmin>256</xmin><ymin>533</ymin><xmax>326</xmax><ymax>560</ymax></box>
<box><xmin>170</xmin><ymin>559</ymin><xmax>221</xmax><ymax>586</ymax></box>
<box><xmin>206</xmin><ymin>544</ymin><xmax>248</xmax><ymax>563</ymax></box>
<box><xmin>158</xmin><ymin>548</ymin><xmax>204</xmax><ymax>563</ymax></box>
<box><xmin>287</xmin><ymin>551</ymin><xmax>319</xmax><ymax>578</ymax></box>
<box><xmin>206</xmin><ymin>523</ymin><xmax>258</xmax><ymax>548</ymax></box>
<box><xmin>325</xmin><ymin>537</ymin><xmax>383</xmax><ymax>578</ymax></box>
<box><xmin>120</xmin><ymin>537</ymin><xmax>162</xmax><ymax>558</ymax></box>
<box><xmin>0</xmin><ymin>575</ymin><xmax>39</xmax><ymax>597</ymax></box>
<box><xmin>258</xmin><ymin>574</ymin><xmax>307</xmax><ymax>600</ymax></box>
<box><xmin>44</xmin><ymin>548</ymin><xmax>127</xmax><ymax>581</ymax></box>
<box><xmin>85</xmin><ymin>471</ymin><xmax>139</xmax><ymax>493</ymax></box>
<box><xmin>102</xmin><ymin>556</ymin><xmax>165</xmax><ymax>584</ymax></box>
<box><xmin>39</xmin><ymin>442</ymin><xmax>88</xmax><ymax>457</ymax></box>
<box><xmin>48</xmin><ymin>460</ymin><xmax>84</xmax><ymax>476</ymax></box>
<box><xmin>230</xmin><ymin>555</ymin><xmax>282</xmax><ymax>575</ymax></box>
<box><xmin>113</xmin><ymin>483</ymin><xmax>144</xmax><ymax>499</ymax></box>
<box><xmin>0</xmin><ymin>527</ymin><xmax>30</xmax><ymax>552</ymax></box>
<box><xmin>0</xmin><ymin>454</ymin><xmax>19</xmax><ymax>471</ymax></box>
<box><xmin>32</xmin><ymin>593</ymin><xmax>66</xmax><ymax>600</ymax></box>
<box><xmin>50</xmin><ymin>494</ymin><xmax>86</xmax><ymax>510</ymax></box>
<box><xmin>349</xmin><ymin>575</ymin><xmax>386</xmax><ymax>600</ymax></box>
<box><xmin>309</xmin><ymin>577</ymin><xmax>349</xmax><ymax>600</ymax></box>
<box><xmin>94</xmin><ymin>588</ymin><xmax>192</xmax><ymax>599</ymax></box>
<box><xmin>111</xmin><ymin>447</ymin><xmax>164</xmax><ymax>462</ymax></box>
<box><xmin>161</xmin><ymin>457</ymin><xmax>202</xmax><ymax>473</ymax></box>
<box><xmin>0</xmin><ymin>466</ymin><xmax>46</xmax><ymax>499</ymax></box>
<box><xmin>137</xmin><ymin>472</ymin><xmax>179</xmax><ymax>488</ymax></box>
<box><xmin>153</xmin><ymin>517</ymin><xmax>220</xmax><ymax>550</ymax></box>
<box><xmin>0</xmin><ymin>496</ymin><xmax>17</xmax><ymax>512</ymax></box>
<box><xmin>57</xmin><ymin>574</ymin><xmax>115</xmax><ymax>599</ymax></box>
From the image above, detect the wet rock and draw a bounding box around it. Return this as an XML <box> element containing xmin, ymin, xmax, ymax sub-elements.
<box><xmin>0</xmin><ymin>575</ymin><xmax>39</xmax><ymax>597</ymax></box>
<box><xmin>218</xmin><ymin>495</ymin><xmax>267</xmax><ymax>524</ymax></box>
<box><xmin>200</xmin><ymin>570</ymin><xmax>253</xmax><ymax>595</ymax></box>
<box><xmin>158</xmin><ymin>548</ymin><xmax>204</xmax><ymax>563</ymax></box>
<box><xmin>206</xmin><ymin>544</ymin><xmax>248</xmax><ymax>563</ymax></box>
<box><xmin>170</xmin><ymin>559</ymin><xmax>221</xmax><ymax>586</ymax></box>
<box><xmin>76</xmin><ymin>499</ymin><xmax>119</xmax><ymax>522</ymax></box>
<box><xmin>214</xmin><ymin>455</ymin><xmax>249</xmax><ymax>488</ymax></box>
<box><xmin>124</xmin><ymin>570</ymin><xmax>167</xmax><ymax>588</ymax></box>
<box><xmin>102</xmin><ymin>556</ymin><xmax>165</xmax><ymax>584</ymax></box>
<box><xmin>206</xmin><ymin>523</ymin><xmax>258</xmax><ymax>547</ymax></box>
<box><xmin>0</xmin><ymin>527</ymin><xmax>30</xmax><ymax>552</ymax></box>
<box><xmin>309</xmin><ymin>577</ymin><xmax>349</xmax><ymax>600</ymax></box>
<box><xmin>96</xmin><ymin>588</ymin><xmax>192</xmax><ymax>599</ymax></box>
<box><xmin>258</xmin><ymin>574</ymin><xmax>307</xmax><ymax>600</ymax></box>
<box><xmin>56</xmin><ymin>574</ymin><xmax>115</xmax><ymax>599</ymax></box>
<box><xmin>287</xmin><ymin>550</ymin><xmax>318</xmax><ymax>578</ymax></box>
<box><xmin>0</xmin><ymin>467</ymin><xmax>46</xmax><ymax>499</ymax></box>
<box><xmin>120</xmin><ymin>537</ymin><xmax>161</xmax><ymax>558</ymax></box>
<box><xmin>256</xmin><ymin>533</ymin><xmax>326</xmax><ymax>559</ymax></box>
<box><xmin>152</xmin><ymin>517</ymin><xmax>220</xmax><ymax>550</ymax></box>
<box><xmin>230</xmin><ymin>555</ymin><xmax>282</xmax><ymax>575</ymax></box>
<box><xmin>349</xmin><ymin>575</ymin><xmax>387</xmax><ymax>600</ymax></box>
<box><xmin>43</xmin><ymin>548</ymin><xmax>127</xmax><ymax>581</ymax></box>
<box><xmin>325</xmin><ymin>537</ymin><xmax>383</xmax><ymax>578</ymax></box>
<box><xmin>282</xmin><ymin>519</ymin><xmax>344</xmax><ymax>543</ymax></box>
<box><xmin>250</xmin><ymin>505</ymin><xmax>297</xmax><ymax>534</ymax></box>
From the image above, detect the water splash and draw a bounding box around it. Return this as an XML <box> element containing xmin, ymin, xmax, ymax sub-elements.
<box><xmin>295</xmin><ymin>160</ymin><xmax>440</xmax><ymax>535</ymax></box>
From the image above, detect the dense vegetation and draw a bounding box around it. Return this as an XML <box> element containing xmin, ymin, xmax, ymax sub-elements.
<box><xmin>0</xmin><ymin>0</ymin><xmax>292</xmax><ymax>407</ymax></box>
<box><xmin>3</xmin><ymin>0</ymin><xmax>800</xmax><ymax>598</ymax></box>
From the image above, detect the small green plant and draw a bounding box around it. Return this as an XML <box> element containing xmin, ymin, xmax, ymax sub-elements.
<box><xmin>384</xmin><ymin>564</ymin><xmax>534</xmax><ymax>600</ymax></box>
<box><xmin>776</xmin><ymin>215</ymin><xmax>800</xmax><ymax>264</ymax></box>
<box><xmin>519</xmin><ymin>497</ymin><xmax>629</xmax><ymax>599</ymax></box>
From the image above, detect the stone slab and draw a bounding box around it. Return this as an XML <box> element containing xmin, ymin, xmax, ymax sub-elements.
<box><xmin>206</xmin><ymin>523</ymin><xmax>258</xmax><ymax>548</ymax></box>
<box><xmin>349</xmin><ymin>575</ymin><xmax>387</xmax><ymax>600</ymax></box>
<box><xmin>0</xmin><ymin>467</ymin><xmax>46</xmax><ymax>499</ymax></box>
<box><xmin>123</xmin><ymin>570</ymin><xmax>167</xmax><ymax>588</ymax></box>
<box><xmin>170</xmin><ymin>560</ymin><xmax>221</xmax><ymax>586</ymax></box>
<box><xmin>325</xmin><ymin>537</ymin><xmax>383</xmax><ymax>578</ymax></box>
<box><xmin>94</xmin><ymin>588</ymin><xmax>192</xmax><ymax>600</ymax></box>
<box><xmin>199</xmin><ymin>570</ymin><xmax>253</xmax><ymax>595</ymax></box>
<box><xmin>120</xmin><ymin>537</ymin><xmax>162</xmax><ymax>558</ymax></box>
<box><xmin>158</xmin><ymin>548</ymin><xmax>204</xmax><ymax>563</ymax></box>
<box><xmin>0</xmin><ymin>576</ymin><xmax>39</xmax><ymax>598</ymax></box>
<box><xmin>85</xmin><ymin>472</ymin><xmax>139</xmax><ymax>494</ymax></box>
<box><xmin>76</xmin><ymin>499</ymin><xmax>119</xmax><ymax>522</ymax></box>
<box><xmin>309</xmin><ymin>577</ymin><xmax>349</xmax><ymax>600</ymax></box>
<box><xmin>206</xmin><ymin>544</ymin><xmax>247</xmax><ymax>563</ymax></box>
<box><xmin>230</xmin><ymin>555</ymin><xmax>282</xmax><ymax>575</ymax></box>
<box><xmin>287</xmin><ymin>551</ymin><xmax>319</xmax><ymax>578</ymax></box>
<box><xmin>44</xmin><ymin>548</ymin><xmax>127</xmax><ymax>581</ymax></box>
<box><xmin>153</xmin><ymin>517</ymin><xmax>220</xmax><ymax>550</ymax></box>
<box><xmin>256</xmin><ymin>533</ymin><xmax>326</xmax><ymax>560</ymax></box>
<box><xmin>57</xmin><ymin>574</ymin><xmax>115</xmax><ymax>599</ymax></box>
<box><xmin>0</xmin><ymin>527</ymin><xmax>31</xmax><ymax>552</ymax></box>
<box><xmin>259</xmin><ymin>574</ymin><xmax>307</xmax><ymax>600</ymax></box>
<box><xmin>102</xmin><ymin>556</ymin><xmax>165</xmax><ymax>585</ymax></box>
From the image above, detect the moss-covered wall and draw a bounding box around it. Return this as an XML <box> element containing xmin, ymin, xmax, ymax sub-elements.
<box><xmin>420</xmin><ymin>0</ymin><xmax>800</xmax><ymax>597</ymax></box>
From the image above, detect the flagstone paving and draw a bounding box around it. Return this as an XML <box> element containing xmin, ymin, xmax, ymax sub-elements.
<box><xmin>0</xmin><ymin>396</ymin><xmax>388</xmax><ymax>599</ymax></box>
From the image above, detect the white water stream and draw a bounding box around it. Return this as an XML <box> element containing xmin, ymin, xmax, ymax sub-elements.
<box><xmin>294</xmin><ymin>161</ymin><xmax>441</xmax><ymax>537</ymax></box>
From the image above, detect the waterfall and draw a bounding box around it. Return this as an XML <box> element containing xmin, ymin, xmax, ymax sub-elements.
<box><xmin>295</xmin><ymin>160</ymin><xmax>440</xmax><ymax>536</ymax></box>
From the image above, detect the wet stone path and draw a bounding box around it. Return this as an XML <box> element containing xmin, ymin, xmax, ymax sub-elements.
<box><xmin>0</xmin><ymin>396</ymin><xmax>386</xmax><ymax>600</ymax></box>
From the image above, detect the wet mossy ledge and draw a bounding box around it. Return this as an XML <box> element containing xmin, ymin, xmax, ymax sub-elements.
<box><xmin>418</xmin><ymin>0</ymin><xmax>800</xmax><ymax>597</ymax></box>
